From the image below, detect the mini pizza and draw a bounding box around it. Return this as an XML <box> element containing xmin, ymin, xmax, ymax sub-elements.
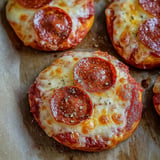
<box><xmin>105</xmin><ymin>0</ymin><xmax>160</xmax><ymax>69</ymax></box>
<box><xmin>153</xmin><ymin>76</ymin><xmax>160</xmax><ymax>116</ymax></box>
<box><xmin>6</xmin><ymin>0</ymin><xmax>94</xmax><ymax>51</ymax></box>
<box><xmin>28</xmin><ymin>51</ymin><xmax>143</xmax><ymax>152</ymax></box>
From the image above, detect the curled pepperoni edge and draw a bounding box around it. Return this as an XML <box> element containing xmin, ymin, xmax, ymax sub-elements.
<box><xmin>73</xmin><ymin>57</ymin><xmax>117</xmax><ymax>92</ymax></box>
<box><xmin>33</xmin><ymin>7</ymin><xmax>72</xmax><ymax>47</ymax></box>
<box><xmin>125</xmin><ymin>77</ymin><xmax>143</xmax><ymax>131</ymax></box>
<box><xmin>16</xmin><ymin>0</ymin><xmax>52</xmax><ymax>9</ymax></box>
<box><xmin>50</xmin><ymin>86</ymin><xmax>93</xmax><ymax>125</ymax></box>
<box><xmin>29</xmin><ymin>82</ymin><xmax>41</xmax><ymax>124</ymax></box>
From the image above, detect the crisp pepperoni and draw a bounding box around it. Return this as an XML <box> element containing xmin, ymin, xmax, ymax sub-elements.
<box><xmin>138</xmin><ymin>18</ymin><xmax>160</xmax><ymax>56</ymax></box>
<box><xmin>33</xmin><ymin>7</ymin><xmax>72</xmax><ymax>46</ymax></box>
<box><xmin>125</xmin><ymin>78</ymin><xmax>143</xmax><ymax>131</ymax></box>
<box><xmin>139</xmin><ymin>0</ymin><xmax>160</xmax><ymax>17</ymax></box>
<box><xmin>16</xmin><ymin>0</ymin><xmax>51</xmax><ymax>9</ymax></box>
<box><xmin>50</xmin><ymin>86</ymin><xmax>93</xmax><ymax>125</ymax></box>
<box><xmin>74</xmin><ymin>57</ymin><xmax>116</xmax><ymax>92</ymax></box>
<box><xmin>29</xmin><ymin>83</ymin><xmax>41</xmax><ymax>121</ymax></box>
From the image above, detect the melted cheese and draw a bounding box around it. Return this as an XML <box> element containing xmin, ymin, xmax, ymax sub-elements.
<box><xmin>32</xmin><ymin>51</ymin><xmax>142</xmax><ymax>147</ymax></box>
<box><xmin>6</xmin><ymin>1</ymin><xmax>36</xmax><ymax>45</ymax></box>
<box><xmin>6</xmin><ymin>0</ymin><xmax>94</xmax><ymax>50</ymax></box>
<box><xmin>105</xmin><ymin>0</ymin><xmax>154</xmax><ymax>64</ymax></box>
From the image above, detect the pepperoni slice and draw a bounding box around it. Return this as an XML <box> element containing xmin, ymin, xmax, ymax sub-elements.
<box><xmin>138</xmin><ymin>18</ymin><xmax>160</xmax><ymax>55</ymax></box>
<box><xmin>29</xmin><ymin>83</ymin><xmax>41</xmax><ymax>121</ymax></box>
<box><xmin>74</xmin><ymin>57</ymin><xmax>116</xmax><ymax>92</ymax></box>
<box><xmin>33</xmin><ymin>7</ymin><xmax>72</xmax><ymax>46</ymax></box>
<box><xmin>16</xmin><ymin>0</ymin><xmax>51</xmax><ymax>9</ymax></box>
<box><xmin>50</xmin><ymin>86</ymin><xmax>93</xmax><ymax>125</ymax></box>
<box><xmin>125</xmin><ymin>78</ymin><xmax>143</xmax><ymax>131</ymax></box>
<box><xmin>139</xmin><ymin>0</ymin><xmax>160</xmax><ymax>17</ymax></box>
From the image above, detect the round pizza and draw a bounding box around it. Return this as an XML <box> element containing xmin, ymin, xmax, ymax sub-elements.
<box><xmin>28</xmin><ymin>50</ymin><xmax>143</xmax><ymax>152</ymax></box>
<box><xmin>153</xmin><ymin>76</ymin><xmax>160</xmax><ymax>116</ymax></box>
<box><xmin>105</xmin><ymin>0</ymin><xmax>160</xmax><ymax>69</ymax></box>
<box><xmin>6</xmin><ymin>0</ymin><xmax>94</xmax><ymax>51</ymax></box>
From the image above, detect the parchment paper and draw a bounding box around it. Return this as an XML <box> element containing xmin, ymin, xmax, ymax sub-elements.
<box><xmin>1</xmin><ymin>0</ymin><xmax>160</xmax><ymax>160</ymax></box>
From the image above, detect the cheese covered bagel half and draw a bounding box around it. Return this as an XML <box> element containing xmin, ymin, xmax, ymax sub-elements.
<box><xmin>6</xmin><ymin>0</ymin><xmax>94</xmax><ymax>51</ymax></box>
<box><xmin>29</xmin><ymin>51</ymin><xmax>143</xmax><ymax>152</ymax></box>
<box><xmin>105</xmin><ymin>0</ymin><xmax>160</xmax><ymax>69</ymax></box>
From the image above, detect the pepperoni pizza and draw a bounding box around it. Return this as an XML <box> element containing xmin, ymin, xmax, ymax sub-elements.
<box><xmin>29</xmin><ymin>51</ymin><xmax>143</xmax><ymax>152</ymax></box>
<box><xmin>6</xmin><ymin>0</ymin><xmax>94</xmax><ymax>51</ymax></box>
<box><xmin>105</xmin><ymin>0</ymin><xmax>160</xmax><ymax>69</ymax></box>
<box><xmin>153</xmin><ymin>76</ymin><xmax>160</xmax><ymax>116</ymax></box>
